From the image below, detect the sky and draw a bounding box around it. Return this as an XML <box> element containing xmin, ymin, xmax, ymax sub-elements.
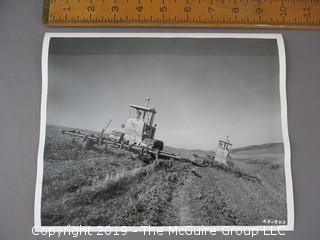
<box><xmin>47</xmin><ymin>37</ymin><xmax>283</xmax><ymax>150</ymax></box>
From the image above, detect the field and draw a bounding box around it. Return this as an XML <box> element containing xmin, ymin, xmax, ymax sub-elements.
<box><xmin>41</xmin><ymin>124</ymin><xmax>287</xmax><ymax>226</ymax></box>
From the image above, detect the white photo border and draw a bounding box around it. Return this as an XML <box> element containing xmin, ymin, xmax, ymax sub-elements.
<box><xmin>35</xmin><ymin>32</ymin><xmax>294</xmax><ymax>232</ymax></box>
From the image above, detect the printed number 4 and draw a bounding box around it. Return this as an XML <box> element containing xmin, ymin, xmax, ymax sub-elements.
<box><xmin>136</xmin><ymin>6</ymin><xmax>143</xmax><ymax>12</ymax></box>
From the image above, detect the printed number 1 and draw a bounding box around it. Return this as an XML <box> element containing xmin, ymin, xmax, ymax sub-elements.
<box><xmin>208</xmin><ymin>7</ymin><xmax>214</xmax><ymax>14</ymax></box>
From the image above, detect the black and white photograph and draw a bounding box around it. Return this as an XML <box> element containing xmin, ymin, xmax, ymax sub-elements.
<box><xmin>35</xmin><ymin>33</ymin><xmax>293</xmax><ymax>231</ymax></box>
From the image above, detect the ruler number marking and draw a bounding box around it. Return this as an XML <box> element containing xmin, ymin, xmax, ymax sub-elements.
<box><xmin>232</xmin><ymin>7</ymin><xmax>239</xmax><ymax>14</ymax></box>
<box><xmin>303</xmin><ymin>7</ymin><xmax>311</xmax><ymax>17</ymax></box>
<box><xmin>280</xmin><ymin>6</ymin><xmax>287</xmax><ymax>16</ymax></box>
<box><xmin>87</xmin><ymin>5</ymin><xmax>95</xmax><ymax>13</ymax></box>
<box><xmin>256</xmin><ymin>7</ymin><xmax>263</xmax><ymax>14</ymax></box>
<box><xmin>63</xmin><ymin>5</ymin><xmax>70</xmax><ymax>12</ymax></box>
<box><xmin>184</xmin><ymin>6</ymin><xmax>192</xmax><ymax>13</ymax></box>
<box><xmin>112</xmin><ymin>5</ymin><xmax>119</xmax><ymax>12</ymax></box>
<box><xmin>136</xmin><ymin>5</ymin><xmax>143</xmax><ymax>13</ymax></box>
<box><xmin>208</xmin><ymin>6</ymin><xmax>215</xmax><ymax>13</ymax></box>
<box><xmin>160</xmin><ymin>6</ymin><xmax>167</xmax><ymax>13</ymax></box>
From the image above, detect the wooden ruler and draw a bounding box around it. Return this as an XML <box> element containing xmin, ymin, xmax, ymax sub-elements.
<box><xmin>43</xmin><ymin>0</ymin><xmax>320</xmax><ymax>28</ymax></box>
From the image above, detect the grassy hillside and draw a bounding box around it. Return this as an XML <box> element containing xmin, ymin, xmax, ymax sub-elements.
<box><xmin>41</xmin><ymin>124</ymin><xmax>287</xmax><ymax>226</ymax></box>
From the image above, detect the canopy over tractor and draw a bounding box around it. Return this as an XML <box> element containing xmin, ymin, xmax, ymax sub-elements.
<box><xmin>123</xmin><ymin>97</ymin><xmax>158</xmax><ymax>146</ymax></box>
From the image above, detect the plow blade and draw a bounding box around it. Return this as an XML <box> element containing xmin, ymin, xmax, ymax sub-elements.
<box><xmin>62</xmin><ymin>130</ymin><xmax>183</xmax><ymax>161</ymax></box>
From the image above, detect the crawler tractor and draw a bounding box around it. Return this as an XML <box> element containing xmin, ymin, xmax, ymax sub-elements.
<box><xmin>215</xmin><ymin>136</ymin><xmax>232</xmax><ymax>165</ymax></box>
<box><xmin>109</xmin><ymin>97</ymin><xmax>164</xmax><ymax>151</ymax></box>
<box><xmin>62</xmin><ymin>98</ymin><xmax>177</xmax><ymax>162</ymax></box>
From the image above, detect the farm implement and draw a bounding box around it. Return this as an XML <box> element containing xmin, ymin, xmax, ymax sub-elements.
<box><xmin>62</xmin><ymin>98</ymin><xmax>182</xmax><ymax>163</ymax></box>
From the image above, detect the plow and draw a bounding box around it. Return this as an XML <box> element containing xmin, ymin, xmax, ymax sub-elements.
<box><xmin>62</xmin><ymin>129</ymin><xmax>183</xmax><ymax>163</ymax></box>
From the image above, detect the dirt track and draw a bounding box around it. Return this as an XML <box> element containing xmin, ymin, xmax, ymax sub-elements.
<box><xmin>41</xmin><ymin>125</ymin><xmax>287</xmax><ymax>226</ymax></box>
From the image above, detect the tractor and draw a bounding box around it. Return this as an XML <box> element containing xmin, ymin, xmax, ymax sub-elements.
<box><xmin>108</xmin><ymin>97</ymin><xmax>164</xmax><ymax>151</ymax></box>
<box><xmin>62</xmin><ymin>98</ymin><xmax>170</xmax><ymax>162</ymax></box>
